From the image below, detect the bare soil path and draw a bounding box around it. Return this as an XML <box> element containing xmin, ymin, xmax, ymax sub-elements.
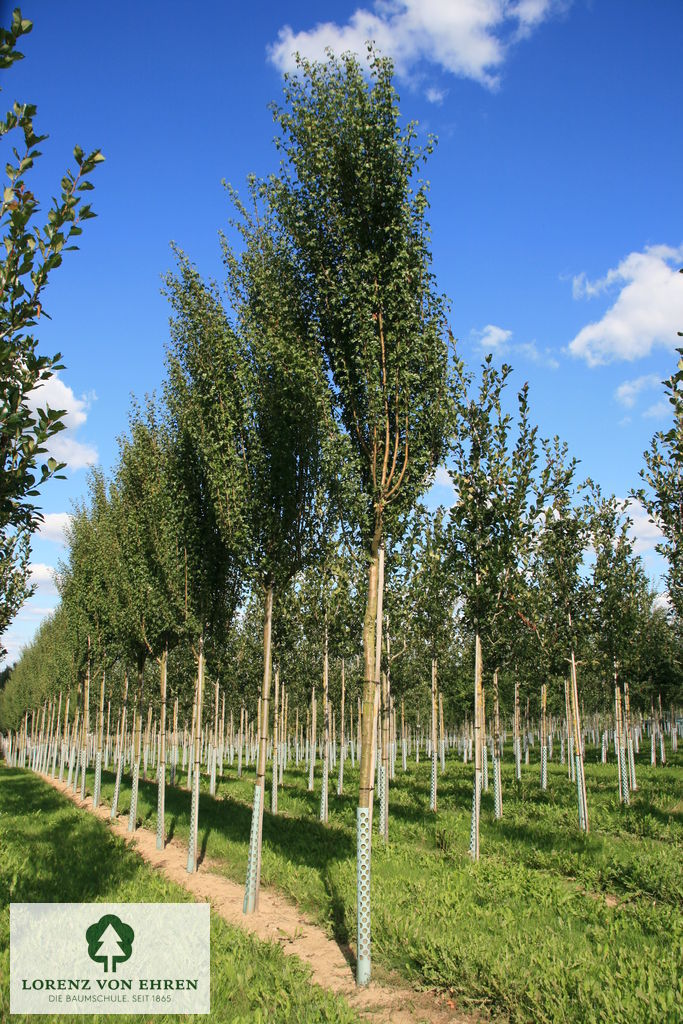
<box><xmin>41</xmin><ymin>773</ymin><xmax>479</xmax><ymax>1024</ymax></box>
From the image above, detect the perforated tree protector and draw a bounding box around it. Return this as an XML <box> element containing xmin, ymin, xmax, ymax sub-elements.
<box><xmin>186</xmin><ymin>760</ymin><xmax>201</xmax><ymax>873</ymax></box>
<box><xmin>243</xmin><ymin>783</ymin><xmax>262</xmax><ymax>914</ymax></box>
<box><xmin>156</xmin><ymin>761</ymin><xmax>165</xmax><ymax>850</ymax></box>
<box><xmin>576</xmin><ymin>753</ymin><xmax>586</xmax><ymax>831</ymax></box>
<box><xmin>620</xmin><ymin>744</ymin><xmax>630</xmax><ymax>805</ymax></box>
<box><xmin>320</xmin><ymin>759</ymin><xmax>328</xmax><ymax>821</ymax></box>
<box><xmin>356</xmin><ymin>807</ymin><xmax>371</xmax><ymax>985</ymax></box>
<box><xmin>541</xmin><ymin>744</ymin><xmax>548</xmax><ymax>790</ymax></box>
<box><xmin>493</xmin><ymin>756</ymin><xmax>502</xmax><ymax>819</ymax></box>
<box><xmin>93</xmin><ymin>750</ymin><xmax>102</xmax><ymax>808</ymax></box>
<box><xmin>111</xmin><ymin>747</ymin><xmax>124</xmax><ymax>818</ymax></box>
<box><xmin>128</xmin><ymin>760</ymin><xmax>139</xmax><ymax>833</ymax></box>
<box><xmin>469</xmin><ymin>771</ymin><xmax>481</xmax><ymax>860</ymax></box>
<box><xmin>430</xmin><ymin>751</ymin><xmax>437</xmax><ymax>811</ymax></box>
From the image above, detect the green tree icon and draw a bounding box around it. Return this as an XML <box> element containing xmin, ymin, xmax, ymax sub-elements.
<box><xmin>86</xmin><ymin>914</ymin><xmax>134</xmax><ymax>973</ymax></box>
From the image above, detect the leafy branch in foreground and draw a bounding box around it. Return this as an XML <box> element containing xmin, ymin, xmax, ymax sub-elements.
<box><xmin>636</xmin><ymin>342</ymin><xmax>683</xmax><ymax>622</ymax></box>
<box><xmin>0</xmin><ymin>7</ymin><xmax>104</xmax><ymax>653</ymax></box>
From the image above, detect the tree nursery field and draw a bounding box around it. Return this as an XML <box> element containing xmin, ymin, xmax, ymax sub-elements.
<box><xmin>1</xmin><ymin>734</ymin><xmax>681</xmax><ymax>1023</ymax></box>
<box><xmin>1</xmin><ymin>7</ymin><xmax>681</xmax><ymax>1024</ymax></box>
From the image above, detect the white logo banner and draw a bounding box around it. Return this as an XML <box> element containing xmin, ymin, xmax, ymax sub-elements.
<box><xmin>10</xmin><ymin>903</ymin><xmax>210</xmax><ymax>1014</ymax></box>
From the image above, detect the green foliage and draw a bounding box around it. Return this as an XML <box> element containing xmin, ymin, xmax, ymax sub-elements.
<box><xmin>0</xmin><ymin>8</ymin><xmax>104</xmax><ymax>653</ymax></box>
<box><xmin>222</xmin><ymin>182</ymin><xmax>332</xmax><ymax>591</ymax></box>
<box><xmin>637</xmin><ymin>344</ymin><xmax>683</xmax><ymax>623</ymax></box>
<box><xmin>522</xmin><ymin>438</ymin><xmax>590</xmax><ymax>680</ymax></box>
<box><xmin>110</xmin><ymin>399</ymin><xmax>188</xmax><ymax>661</ymax></box>
<box><xmin>270</xmin><ymin>47</ymin><xmax>451</xmax><ymax>550</ymax></box>
<box><xmin>588</xmin><ymin>485</ymin><xmax>652</xmax><ymax>697</ymax></box>
<box><xmin>446</xmin><ymin>357</ymin><xmax>540</xmax><ymax>683</ymax></box>
<box><xmin>164</xmin><ymin>254</ymin><xmax>246</xmax><ymax>641</ymax></box>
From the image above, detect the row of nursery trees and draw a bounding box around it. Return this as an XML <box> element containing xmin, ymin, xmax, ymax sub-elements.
<box><xmin>1</xmin><ymin>47</ymin><xmax>682</xmax><ymax>986</ymax></box>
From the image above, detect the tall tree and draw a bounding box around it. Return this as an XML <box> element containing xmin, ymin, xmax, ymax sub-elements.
<box><xmin>110</xmin><ymin>399</ymin><xmax>188</xmax><ymax>847</ymax></box>
<box><xmin>589</xmin><ymin>487</ymin><xmax>649</xmax><ymax>692</ymax></box>
<box><xmin>164</xmin><ymin>258</ymin><xmax>246</xmax><ymax>873</ymax></box>
<box><xmin>637</xmin><ymin>345</ymin><xmax>683</xmax><ymax>624</ymax></box>
<box><xmin>0</xmin><ymin>8</ymin><xmax>103</xmax><ymax>653</ymax></box>
<box><xmin>446</xmin><ymin>356</ymin><xmax>539</xmax><ymax>859</ymax></box>
<box><xmin>222</xmin><ymin>187</ymin><xmax>331</xmax><ymax>913</ymax></box>
<box><xmin>527</xmin><ymin>439</ymin><xmax>591</xmax><ymax>831</ymax></box>
<box><xmin>269</xmin><ymin>49</ymin><xmax>451</xmax><ymax>985</ymax></box>
<box><xmin>403</xmin><ymin>506</ymin><xmax>455</xmax><ymax>815</ymax></box>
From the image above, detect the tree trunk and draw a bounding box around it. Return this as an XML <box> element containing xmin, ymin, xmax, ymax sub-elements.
<box><xmin>80</xmin><ymin>651</ymin><xmax>90</xmax><ymax>801</ymax></box>
<box><xmin>127</xmin><ymin>657</ymin><xmax>145</xmax><ymax>832</ymax></box>
<box><xmin>493</xmin><ymin>668</ymin><xmax>502</xmax><ymax>819</ymax></box>
<box><xmin>337</xmin><ymin>657</ymin><xmax>345</xmax><ymax>795</ymax></box>
<box><xmin>244</xmin><ymin>583</ymin><xmax>274</xmax><ymax>913</ymax></box>
<box><xmin>210</xmin><ymin>677</ymin><xmax>219</xmax><ymax>796</ymax></box>
<box><xmin>469</xmin><ymin>632</ymin><xmax>483</xmax><ymax>860</ymax></box>
<box><xmin>356</xmin><ymin>538</ymin><xmax>383</xmax><ymax>986</ymax></box>
<box><xmin>272</xmin><ymin>666</ymin><xmax>279</xmax><ymax>813</ymax></box>
<box><xmin>156</xmin><ymin>643</ymin><xmax>168</xmax><ymax>850</ymax></box>
<box><xmin>540</xmin><ymin>683</ymin><xmax>548</xmax><ymax>791</ymax></box>
<box><xmin>569</xmin><ymin>643</ymin><xmax>588</xmax><ymax>832</ymax></box>
<box><xmin>624</xmin><ymin>681</ymin><xmax>637</xmax><ymax>791</ymax></box>
<box><xmin>187</xmin><ymin>637</ymin><xmax>205</xmax><ymax>872</ymax></box>
<box><xmin>320</xmin><ymin>625</ymin><xmax>329</xmax><ymax>822</ymax></box>
<box><xmin>308</xmin><ymin>686</ymin><xmax>316</xmax><ymax>790</ymax></box>
<box><xmin>380</xmin><ymin>668</ymin><xmax>389</xmax><ymax>840</ymax></box>
<box><xmin>93</xmin><ymin>669</ymin><xmax>105</xmax><ymax>807</ymax></box>
<box><xmin>110</xmin><ymin>674</ymin><xmax>128</xmax><ymax>817</ymax></box>
<box><xmin>430</xmin><ymin>656</ymin><xmax>438</xmax><ymax>811</ymax></box>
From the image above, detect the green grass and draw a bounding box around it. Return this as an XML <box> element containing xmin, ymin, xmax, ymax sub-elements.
<box><xmin>87</xmin><ymin>741</ymin><xmax>682</xmax><ymax>1023</ymax></box>
<box><xmin>0</xmin><ymin>764</ymin><xmax>361</xmax><ymax>1024</ymax></box>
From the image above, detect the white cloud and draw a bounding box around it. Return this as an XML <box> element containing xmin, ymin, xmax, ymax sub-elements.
<box><xmin>425</xmin><ymin>86</ymin><xmax>446</xmax><ymax>104</ymax></box>
<box><xmin>614</xmin><ymin>373</ymin><xmax>662</xmax><ymax>408</ymax></box>
<box><xmin>26</xmin><ymin>373</ymin><xmax>98</xmax><ymax>470</ymax></box>
<box><xmin>428</xmin><ymin>464</ymin><xmax>456</xmax><ymax>503</ymax></box>
<box><xmin>13</xmin><ymin>605</ymin><xmax>55</xmax><ymax>620</ymax></box>
<box><xmin>475</xmin><ymin>323</ymin><xmax>512</xmax><ymax>351</ymax></box>
<box><xmin>48</xmin><ymin>434</ymin><xmax>98</xmax><ymax>469</ymax></box>
<box><xmin>268</xmin><ymin>0</ymin><xmax>561</xmax><ymax>89</ymax></box>
<box><xmin>473</xmin><ymin>325</ymin><xmax>559</xmax><ymax>368</ymax></box>
<box><xmin>37</xmin><ymin>512</ymin><xmax>72</xmax><ymax>545</ymax></box>
<box><xmin>1</xmin><ymin>635</ymin><xmax>25</xmax><ymax>666</ymax></box>
<box><xmin>623</xmin><ymin>498</ymin><xmax>663</xmax><ymax>557</ymax></box>
<box><xmin>517</xmin><ymin>340</ymin><xmax>559</xmax><ymax>370</ymax></box>
<box><xmin>653</xmin><ymin>591</ymin><xmax>671</xmax><ymax>613</ymax></box>
<box><xmin>29</xmin><ymin>562</ymin><xmax>58</xmax><ymax>595</ymax></box>
<box><xmin>642</xmin><ymin>398</ymin><xmax>670</xmax><ymax>420</ymax></box>
<box><xmin>569</xmin><ymin>244</ymin><xmax>683</xmax><ymax>366</ymax></box>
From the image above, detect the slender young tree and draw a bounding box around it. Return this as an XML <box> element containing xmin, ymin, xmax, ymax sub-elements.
<box><xmin>57</xmin><ymin>471</ymin><xmax>117</xmax><ymax>800</ymax></box>
<box><xmin>527</xmin><ymin>439</ymin><xmax>591</xmax><ymax>831</ymax></box>
<box><xmin>222</xmin><ymin>187</ymin><xmax>331</xmax><ymax>913</ymax></box>
<box><xmin>270</xmin><ymin>49</ymin><xmax>451</xmax><ymax>985</ymax></box>
<box><xmin>164</xmin><ymin>262</ymin><xmax>246</xmax><ymax>873</ymax></box>
<box><xmin>637</xmin><ymin>346</ymin><xmax>682</xmax><ymax>623</ymax></box>
<box><xmin>165</xmin><ymin>186</ymin><xmax>329</xmax><ymax>895</ymax></box>
<box><xmin>446</xmin><ymin>357</ymin><xmax>539</xmax><ymax>860</ymax></box>
<box><xmin>403</xmin><ymin>506</ymin><xmax>455</xmax><ymax>815</ymax></box>
<box><xmin>110</xmin><ymin>400</ymin><xmax>188</xmax><ymax>847</ymax></box>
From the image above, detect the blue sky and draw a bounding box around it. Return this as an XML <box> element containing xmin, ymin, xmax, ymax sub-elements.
<box><xmin>4</xmin><ymin>0</ymin><xmax>682</xmax><ymax>665</ymax></box>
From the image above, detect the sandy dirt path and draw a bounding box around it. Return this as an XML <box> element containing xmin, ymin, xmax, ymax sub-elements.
<box><xmin>41</xmin><ymin>773</ymin><xmax>478</xmax><ymax>1024</ymax></box>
